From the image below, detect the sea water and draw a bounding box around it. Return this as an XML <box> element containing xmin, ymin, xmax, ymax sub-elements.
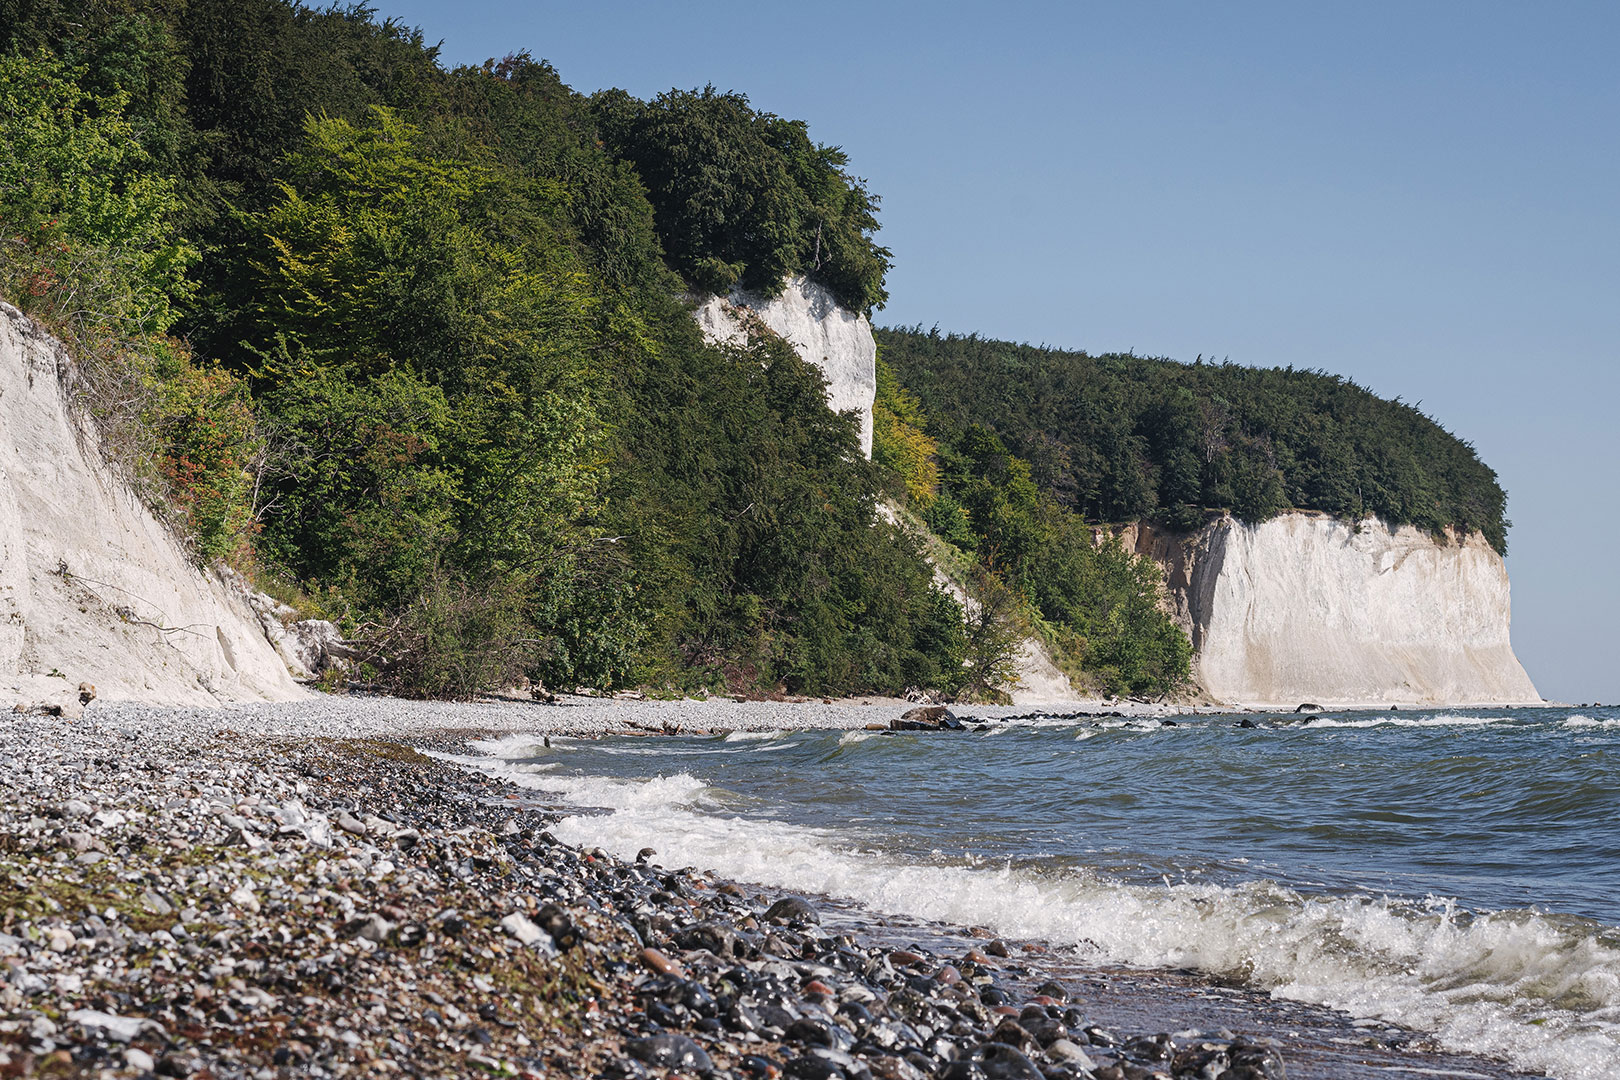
<box><xmin>452</xmin><ymin>706</ymin><xmax>1620</xmax><ymax>1079</ymax></box>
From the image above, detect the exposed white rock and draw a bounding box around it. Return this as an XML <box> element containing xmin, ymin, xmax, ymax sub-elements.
<box><xmin>695</xmin><ymin>275</ymin><xmax>878</xmax><ymax>457</ymax></box>
<box><xmin>221</xmin><ymin>567</ymin><xmax>347</xmax><ymax>679</ymax></box>
<box><xmin>1005</xmin><ymin>636</ymin><xmax>1077</xmax><ymax>705</ymax></box>
<box><xmin>1126</xmin><ymin>512</ymin><xmax>1541</xmax><ymax>707</ymax></box>
<box><xmin>0</xmin><ymin>303</ymin><xmax>306</xmax><ymax>708</ymax></box>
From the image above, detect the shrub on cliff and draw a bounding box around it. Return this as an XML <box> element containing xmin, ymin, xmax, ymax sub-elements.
<box><xmin>0</xmin><ymin>52</ymin><xmax>256</xmax><ymax>563</ymax></box>
<box><xmin>873</xmin><ymin>354</ymin><xmax>940</xmax><ymax>506</ymax></box>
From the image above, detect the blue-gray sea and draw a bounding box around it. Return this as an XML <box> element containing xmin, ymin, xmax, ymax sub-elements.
<box><xmin>459</xmin><ymin>706</ymin><xmax>1620</xmax><ymax>1079</ymax></box>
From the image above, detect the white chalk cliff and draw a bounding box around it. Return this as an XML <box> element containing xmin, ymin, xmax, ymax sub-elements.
<box><xmin>695</xmin><ymin>275</ymin><xmax>878</xmax><ymax>457</ymax></box>
<box><xmin>1126</xmin><ymin>512</ymin><xmax>1541</xmax><ymax>707</ymax></box>
<box><xmin>0</xmin><ymin>303</ymin><xmax>306</xmax><ymax>710</ymax></box>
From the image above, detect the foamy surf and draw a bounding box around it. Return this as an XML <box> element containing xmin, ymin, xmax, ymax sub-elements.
<box><xmin>722</xmin><ymin>729</ymin><xmax>792</xmax><ymax>742</ymax></box>
<box><xmin>1563</xmin><ymin>715</ymin><xmax>1620</xmax><ymax>729</ymax></box>
<box><xmin>1302</xmin><ymin>714</ymin><xmax>1507</xmax><ymax>729</ymax></box>
<box><xmin>448</xmin><ymin>740</ymin><xmax>1620</xmax><ymax>1080</ymax></box>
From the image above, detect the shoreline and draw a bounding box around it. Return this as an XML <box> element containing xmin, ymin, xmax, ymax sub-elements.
<box><xmin>0</xmin><ymin>699</ymin><xmax>1547</xmax><ymax>1079</ymax></box>
<box><xmin>77</xmin><ymin>689</ymin><xmax>1562</xmax><ymax>740</ymax></box>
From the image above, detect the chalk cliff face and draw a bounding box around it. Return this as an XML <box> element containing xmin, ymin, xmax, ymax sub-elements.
<box><xmin>695</xmin><ymin>275</ymin><xmax>878</xmax><ymax>457</ymax></box>
<box><xmin>1125</xmin><ymin>513</ymin><xmax>1540</xmax><ymax>707</ymax></box>
<box><xmin>0</xmin><ymin>304</ymin><xmax>305</xmax><ymax>709</ymax></box>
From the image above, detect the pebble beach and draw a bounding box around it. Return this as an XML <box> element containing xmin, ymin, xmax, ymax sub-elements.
<box><xmin>0</xmin><ymin>695</ymin><xmax>1545</xmax><ymax>1079</ymax></box>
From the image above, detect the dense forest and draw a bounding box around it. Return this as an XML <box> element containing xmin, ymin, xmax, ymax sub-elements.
<box><xmin>871</xmin><ymin>359</ymin><xmax>1191</xmax><ymax>695</ymax></box>
<box><xmin>0</xmin><ymin>1</ymin><xmax>1507</xmax><ymax>702</ymax></box>
<box><xmin>877</xmin><ymin>329</ymin><xmax>1510</xmax><ymax>553</ymax></box>
<box><xmin>0</xmin><ymin>0</ymin><xmax>959</xmax><ymax>698</ymax></box>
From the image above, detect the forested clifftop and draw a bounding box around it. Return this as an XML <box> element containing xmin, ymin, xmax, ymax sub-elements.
<box><xmin>876</xmin><ymin>328</ymin><xmax>1510</xmax><ymax>553</ymax></box>
<box><xmin>0</xmin><ymin>1</ymin><xmax>1519</xmax><ymax>705</ymax></box>
<box><xmin>0</xmin><ymin>1</ymin><xmax>958</xmax><ymax>700</ymax></box>
<box><xmin>869</xmin><ymin>328</ymin><xmax>1527</xmax><ymax>704</ymax></box>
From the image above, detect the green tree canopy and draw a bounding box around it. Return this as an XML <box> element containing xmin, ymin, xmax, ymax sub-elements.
<box><xmin>878</xmin><ymin>327</ymin><xmax>1510</xmax><ymax>552</ymax></box>
<box><xmin>593</xmin><ymin>85</ymin><xmax>890</xmax><ymax>311</ymax></box>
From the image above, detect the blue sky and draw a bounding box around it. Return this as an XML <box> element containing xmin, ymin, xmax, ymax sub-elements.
<box><xmin>370</xmin><ymin>1</ymin><xmax>1619</xmax><ymax>702</ymax></box>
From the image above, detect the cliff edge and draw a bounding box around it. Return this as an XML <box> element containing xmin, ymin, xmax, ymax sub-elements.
<box><xmin>0</xmin><ymin>304</ymin><xmax>305</xmax><ymax>710</ymax></box>
<box><xmin>696</xmin><ymin>275</ymin><xmax>878</xmax><ymax>457</ymax></box>
<box><xmin>1126</xmin><ymin>512</ymin><xmax>1540</xmax><ymax>707</ymax></box>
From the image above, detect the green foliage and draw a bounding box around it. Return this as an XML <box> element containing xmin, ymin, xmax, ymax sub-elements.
<box><xmin>628</xmin><ymin>329</ymin><xmax>965</xmax><ymax>695</ymax></box>
<box><xmin>872</xmin><ymin>354</ymin><xmax>1192</xmax><ymax>697</ymax></box>
<box><xmin>923</xmin><ymin>493</ymin><xmax>978</xmax><ymax>552</ymax></box>
<box><xmin>877</xmin><ymin>328</ymin><xmax>1510</xmax><ymax>553</ymax></box>
<box><xmin>872</xmin><ymin>353</ymin><xmax>939</xmax><ymax>505</ymax></box>
<box><xmin>136</xmin><ymin>343</ymin><xmax>259</xmax><ymax>563</ymax></box>
<box><xmin>231</xmin><ymin>110</ymin><xmax>630</xmax><ymax>692</ymax></box>
<box><xmin>363</xmin><ymin>570</ymin><xmax>538</xmax><ymax>701</ymax></box>
<box><xmin>256</xmin><ymin>367</ymin><xmax>459</xmax><ymax>614</ymax></box>
<box><xmin>0</xmin><ymin>51</ymin><xmax>195</xmax><ymax>337</ymax></box>
<box><xmin>958</xmin><ymin>566</ymin><xmax>1021</xmax><ymax>705</ymax></box>
<box><xmin>592</xmin><ymin>85</ymin><xmax>890</xmax><ymax>311</ymax></box>
<box><xmin>0</xmin><ymin>50</ymin><xmax>254</xmax><ymax>562</ymax></box>
<box><xmin>6</xmin><ymin>0</ymin><xmax>1225</xmax><ymax>704</ymax></box>
<box><xmin>937</xmin><ymin>425</ymin><xmax>1191</xmax><ymax>695</ymax></box>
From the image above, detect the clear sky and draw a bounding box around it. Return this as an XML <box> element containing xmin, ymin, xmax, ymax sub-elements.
<box><xmin>368</xmin><ymin>1</ymin><xmax>1619</xmax><ymax>703</ymax></box>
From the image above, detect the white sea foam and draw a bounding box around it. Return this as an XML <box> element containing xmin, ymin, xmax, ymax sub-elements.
<box><xmin>446</xmin><ymin>743</ymin><xmax>1620</xmax><ymax>1080</ymax></box>
<box><xmin>722</xmin><ymin>729</ymin><xmax>791</xmax><ymax>742</ymax></box>
<box><xmin>1562</xmin><ymin>715</ymin><xmax>1620</xmax><ymax>729</ymax></box>
<box><xmin>1302</xmin><ymin>714</ymin><xmax>1507</xmax><ymax>730</ymax></box>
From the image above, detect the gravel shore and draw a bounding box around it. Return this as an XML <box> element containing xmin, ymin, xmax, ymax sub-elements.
<box><xmin>0</xmin><ymin>695</ymin><xmax>1538</xmax><ymax>1080</ymax></box>
<box><xmin>88</xmin><ymin>693</ymin><xmax>1197</xmax><ymax>744</ymax></box>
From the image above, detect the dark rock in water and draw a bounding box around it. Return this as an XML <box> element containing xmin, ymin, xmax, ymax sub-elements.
<box><xmin>764</xmin><ymin>896</ymin><xmax>821</xmax><ymax>925</ymax></box>
<box><xmin>891</xmin><ymin>705</ymin><xmax>963</xmax><ymax>731</ymax></box>
<box><xmin>1238</xmin><ymin>718</ymin><xmax>1258</xmax><ymax>728</ymax></box>
<box><xmin>1160</xmin><ymin>719</ymin><xmax>1178</xmax><ymax>727</ymax></box>
<box><xmin>1295</xmin><ymin>703</ymin><xmax>1322</xmax><ymax>713</ymax></box>
<box><xmin>1227</xmin><ymin>1035</ymin><xmax>1289</xmax><ymax>1079</ymax></box>
<box><xmin>625</xmin><ymin>1033</ymin><xmax>713</xmax><ymax>1072</ymax></box>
